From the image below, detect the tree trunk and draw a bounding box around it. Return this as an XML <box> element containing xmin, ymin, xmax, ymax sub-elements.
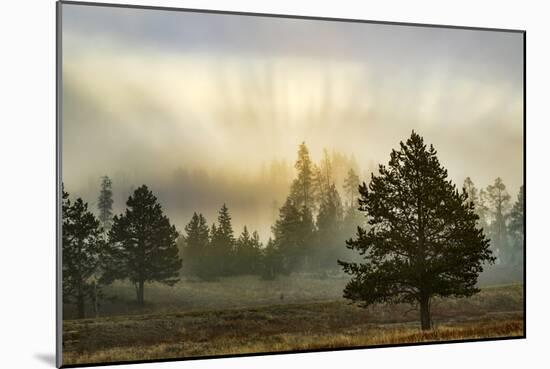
<box><xmin>420</xmin><ymin>294</ymin><xmax>431</xmax><ymax>330</ymax></box>
<box><xmin>136</xmin><ymin>280</ymin><xmax>145</xmax><ymax>306</ymax></box>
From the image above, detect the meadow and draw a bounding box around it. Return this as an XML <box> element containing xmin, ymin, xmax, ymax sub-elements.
<box><xmin>62</xmin><ymin>276</ymin><xmax>524</xmax><ymax>366</ymax></box>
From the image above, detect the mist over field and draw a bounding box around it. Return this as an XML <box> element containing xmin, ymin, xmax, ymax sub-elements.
<box><xmin>61</xmin><ymin>5</ymin><xmax>523</xmax><ymax>240</ymax></box>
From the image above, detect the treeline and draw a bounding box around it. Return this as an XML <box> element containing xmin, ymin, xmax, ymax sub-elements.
<box><xmin>62</xmin><ymin>143</ymin><xmax>365</xmax><ymax>317</ymax></box>
<box><xmin>179</xmin><ymin>143</ymin><xmax>365</xmax><ymax>280</ymax></box>
<box><xmin>462</xmin><ymin>177</ymin><xmax>524</xmax><ymax>267</ymax></box>
<box><xmin>62</xmin><ymin>142</ymin><xmax>524</xmax><ymax>319</ymax></box>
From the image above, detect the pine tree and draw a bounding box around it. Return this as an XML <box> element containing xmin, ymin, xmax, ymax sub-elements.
<box><xmin>183</xmin><ymin>212</ymin><xmax>210</xmax><ymax>278</ymax></box>
<box><xmin>210</xmin><ymin>204</ymin><xmax>235</xmax><ymax>276</ymax></box>
<box><xmin>485</xmin><ymin>178</ymin><xmax>511</xmax><ymax>264</ymax></box>
<box><xmin>316</xmin><ymin>183</ymin><xmax>344</xmax><ymax>270</ymax></box>
<box><xmin>339</xmin><ymin>132</ymin><xmax>494</xmax><ymax>330</ymax></box>
<box><xmin>508</xmin><ymin>185</ymin><xmax>524</xmax><ymax>266</ymax></box>
<box><xmin>343</xmin><ymin>168</ymin><xmax>360</xmax><ymax>209</ymax></box>
<box><xmin>104</xmin><ymin>185</ymin><xmax>181</xmax><ymax>305</ymax></box>
<box><xmin>234</xmin><ymin>226</ymin><xmax>263</xmax><ymax>275</ymax></box>
<box><xmin>463</xmin><ymin>177</ymin><xmax>488</xmax><ymax>230</ymax></box>
<box><xmin>314</xmin><ymin>149</ymin><xmax>333</xmax><ymax>202</ymax></box>
<box><xmin>62</xmin><ymin>187</ymin><xmax>104</xmax><ymax>318</ymax></box>
<box><xmin>261</xmin><ymin>237</ymin><xmax>282</xmax><ymax>280</ymax></box>
<box><xmin>97</xmin><ymin>175</ymin><xmax>114</xmax><ymax>231</ymax></box>
<box><xmin>290</xmin><ymin>142</ymin><xmax>316</xmax><ymax>213</ymax></box>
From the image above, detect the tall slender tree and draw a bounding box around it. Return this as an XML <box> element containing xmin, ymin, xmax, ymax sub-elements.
<box><xmin>261</xmin><ymin>237</ymin><xmax>281</xmax><ymax>280</ymax></box>
<box><xmin>104</xmin><ymin>185</ymin><xmax>181</xmax><ymax>305</ymax></box>
<box><xmin>339</xmin><ymin>132</ymin><xmax>494</xmax><ymax>330</ymax></box>
<box><xmin>314</xmin><ymin>148</ymin><xmax>333</xmax><ymax>202</ymax></box>
<box><xmin>62</xmin><ymin>187</ymin><xmax>104</xmax><ymax>318</ymax></box>
<box><xmin>485</xmin><ymin>177</ymin><xmax>511</xmax><ymax>264</ymax></box>
<box><xmin>343</xmin><ymin>168</ymin><xmax>360</xmax><ymax>209</ymax></box>
<box><xmin>290</xmin><ymin>142</ymin><xmax>316</xmax><ymax>213</ymax></box>
<box><xmin>183</xmin><ymin>212</ymin><xmax>210</xmax><ymax>278</ymax></box>
<box><xmin>508</xmin><ymin>185</ymin><xmax>525</xmax><ymax>266</ymax></box>
<box><xmin>316</xmin><ymin>183</ymin><xmax>344</xmax><ymax>269</ymax></box>
<box><xmin>210</xmin><ymin>204</ymin><xmax>235</xmax><ymax>276</ymax></box>
<box><xmin>97</xmin><ymin>176</ymin><xmax>114</xmax><ymax>231</ymax></box>
<box><xmin>463</xmin><ymin>177</ymin><xmax>488</xmax><ymax>230</ymax></box>
<box><xmin>272</xmin><ymin>198</ymin><xmax>315</xmax><ymax>272</ymax></box>
<box><xmin>234</xmin><ymin>226</ymin><xmax>263</xmax><ymax>275</ymax></box>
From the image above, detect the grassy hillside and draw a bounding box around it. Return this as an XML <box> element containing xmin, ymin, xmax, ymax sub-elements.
<box><xmin>63</xmin><ymin>283</ymin><xmax>524</xmax><ymax>366</ymax></box>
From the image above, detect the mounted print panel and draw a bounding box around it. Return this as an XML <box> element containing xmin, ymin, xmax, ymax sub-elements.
<box><xmin>57</xmin><ymin>1</ymin><xmax>525</xmax><ymax>367</ymax></box>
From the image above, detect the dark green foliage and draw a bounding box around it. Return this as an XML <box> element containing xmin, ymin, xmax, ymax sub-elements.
<box><xmin>62</xmin><ymin>186</ymin><xmax>105</xmax><ymax>318</ymax></box>
<box><xmin>210</xmin><ymin>204</ymin><xmax>236</xmax><ymax>276</ymax></box>
<box><xmin>339</xmin><ymin>132</ymin><xmax>494</xmax><ymax>330</ymax></box>
<box><xmin>508</xmin><ymin>185</ymin><xmax>524</xmax><ymax>266</ymax></box>
<box><xmin>182</xmin><ymin>212</ymin><xmax>211</xmax><ymax>279</ymax></box>
<box><xmin>260</xmin><ymin>237</ymin><xmax>282</xmax><ymax>280</ymax></box>
<box><xmin>272</xmin><ymin>198</ymin><xmax>315</xmax><ymax>273</ymax></box>
<box><xmin>234</xmin><ymin>226</ymin><xmax>263</xmax><ymax>275</ymax></box>
<box><xmin>97</xmin><ymin>176</ymin><xmax>114</xmax><ymax>231</ymax></box>
<box><xmin>104</xmin><ymin>185</ymin><xmax>181</xmax><ymax>305</ymax></box>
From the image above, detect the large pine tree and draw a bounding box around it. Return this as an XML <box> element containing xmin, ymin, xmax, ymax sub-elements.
<box><xmin>339</xmin><ymin>132</ymin><xmax>494</xmax><ymax>330</ymax></box>
<box><xmin>104</xmin><ymin>185</ymin><xmax>181</xmax><ymax>305</ymax></box>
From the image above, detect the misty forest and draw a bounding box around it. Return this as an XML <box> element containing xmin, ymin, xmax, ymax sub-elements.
<box><xmin>62</xmin><ymin>132</ymin><xmax>524</xmax><ymax>364</ymax></box>
<box><xmin>60</xmin><ymin>4</ymin><xmax>524</xmax><ymax>365</ymax></box>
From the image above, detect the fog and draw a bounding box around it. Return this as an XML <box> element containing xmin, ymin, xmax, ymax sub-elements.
<box><xmin>61</xmin><ymin>4</ymin><xmax>523</xmax><ymax>241</ymax></box>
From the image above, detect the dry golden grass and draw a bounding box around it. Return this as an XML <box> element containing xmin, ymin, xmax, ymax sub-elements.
<box><xmin>63</xmin><ymin>284</ymin><xmax>524</xmax><ymax>366</ymax></box>
<box><xmin>64</xmin><ymin>318</ymin><xmax>523</xmax><ymax>364</ymax></box>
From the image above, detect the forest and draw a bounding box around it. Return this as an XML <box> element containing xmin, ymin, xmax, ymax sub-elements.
<box><xmin>63</xmin><ymin>132</ymin><xmax>523</xmax><ymax>312</ymax></box>
<box><xmin>62</xmin><ymin>131</ymin><xmax>524</xmax><ymax>364</ymax></box>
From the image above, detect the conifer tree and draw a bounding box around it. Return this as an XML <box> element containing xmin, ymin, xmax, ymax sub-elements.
<box><xmin>508</xmin><ymin>185</ymin><xmax>524</xmax><ymax>266</ymax></box>
<box><xmin>290</xmin><ymin>142</ymin><xmax>316</xmax><ymax>213</ymax></box>
<box><xmin>62</xmin><ymin>187</ymin><xmax>104</xmax><ymax>318</ymax></box>
<box><xmin>462</xmin><ymin>177</ymin><xmax>488</xmax><ymax>229</ymax></box>
<box><xmin>234</xmin><ymin>226</ymin><xmax>263</xmax><ymax>274</ymax></box>
<box><xmin>104</xmin><ymin>185</ymin><xmax>181</xmax><ymax>305</ymax></box>
<box><xmin>343</xmin><ymin>168</ymin><xmax>360</xmax><ymax>209</ymax></box>
<box><xmin>339</xmin><ymin>132</ymin><xmax>494</xmax><ymax>330</ymax></box>
<box><xmin>261</xmin><ymin>237</ymin><xmax>282</xmax><ymax>280</ymax></box>
<box><xmin>316</xmin><ymin>183</ymin><xmax>344</xmax><ymax>269</ymax></box>
<box><xmin>183</xmin><ymin>212</ymin><xmax>210</xmax><ymax>278</ymax></box>
<box><xmin>210</xmin><ymin>204</ymin><xmax>235</xmax><ymax>276</ymax></box>
<box><xmin>485</xmin><ymin>177</ymin><xmax>511</xmax><ymax>264</ymax></box>
<box><xmin>97</xmin><ymin>175</ymin><xmax>114</xmax><ymax>231</ymax></box>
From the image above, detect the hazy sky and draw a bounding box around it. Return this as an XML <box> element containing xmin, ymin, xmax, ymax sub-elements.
<box><xmin>61</xmin><ymin>4</ymin><xmax>524</xmax><ymax>239</ymax></box>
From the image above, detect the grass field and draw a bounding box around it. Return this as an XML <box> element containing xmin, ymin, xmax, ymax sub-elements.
<box><xmin>62</xmin><ymin>280</ymin><xmax>524</xmax><ymax>366</ymax></box>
